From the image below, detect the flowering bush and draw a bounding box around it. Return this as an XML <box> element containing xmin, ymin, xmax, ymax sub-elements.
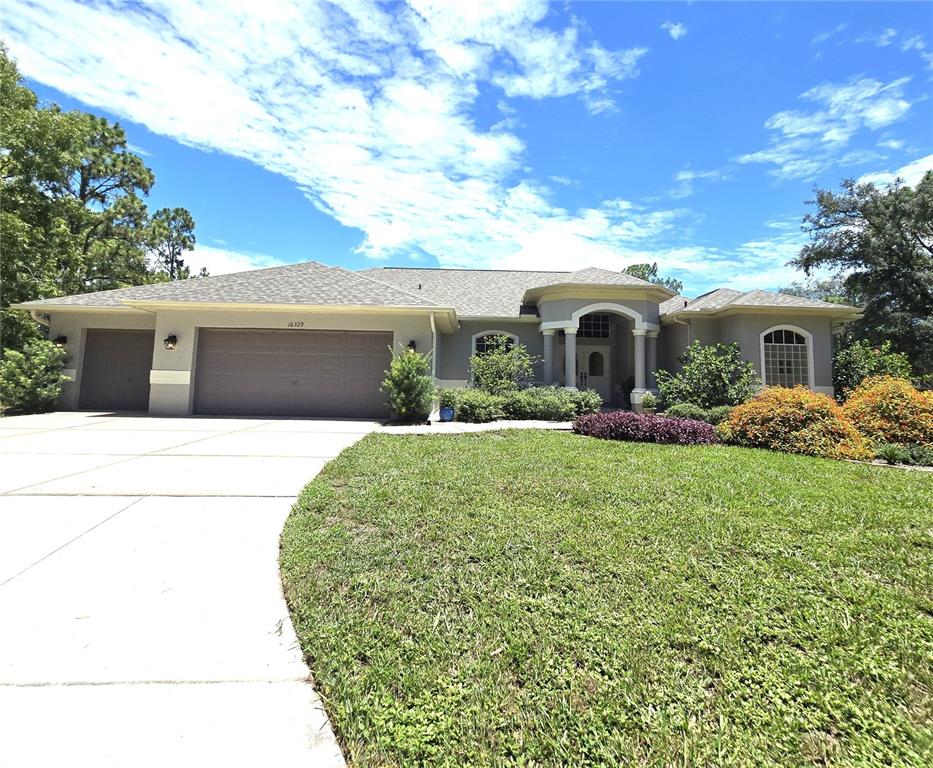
<box><xmin>573</xmin><ymin>411</ymin><xmax>718</xmax><ymax>445</ymax></box>
<box><xmin>841</xmin><ymin>375</ymin><xmax>933</xmax><ymax>447</ymax></box>
<box><xmin>717</xmin><ymin>386</ymin><xmax>872</xmax><ymax>461</ymax></box>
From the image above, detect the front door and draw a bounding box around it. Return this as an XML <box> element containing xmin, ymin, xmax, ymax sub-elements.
<box><xmin>577</xmin><ymin>344</ymin><xmax>610</xmax><ymax>402</ymax></box>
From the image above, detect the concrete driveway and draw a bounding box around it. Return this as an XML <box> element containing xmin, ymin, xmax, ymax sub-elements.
<box><xmin>0</xmin><ymin>411</ymin><xmax>379</xmax><ymax>767</ymax></box>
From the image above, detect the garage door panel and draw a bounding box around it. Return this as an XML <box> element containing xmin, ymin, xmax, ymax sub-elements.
<box><xmin>194</xmin><ymin>329</ymin><xmax>392</xmax><ymax>417</ymax></box>
<box><xmin>79</xmin><ymin>330</ymin><xmax>155</xmax><ymax>411</ymax></box>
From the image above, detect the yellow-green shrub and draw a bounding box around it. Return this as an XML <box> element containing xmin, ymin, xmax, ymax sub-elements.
<box><xmin>717</xmin><ymin>386</ymin><xmax>872</xmax><ymax>461</ymax></box>
<box><xmin>841</xmin><ymin>375</ymin><xmax>933</xmax><ymax>447</ymax></box>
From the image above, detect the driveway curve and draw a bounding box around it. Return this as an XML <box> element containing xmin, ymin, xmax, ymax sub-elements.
<box><xmin>0</xmin><ymin>412</ymin><xmax>378</xmax><ymax>767</ymax></box>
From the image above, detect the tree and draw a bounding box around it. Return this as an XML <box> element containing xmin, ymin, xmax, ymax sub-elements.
<box><xmin>833</xmin><ymin>340</ymin><xmax>912</xmax><ymax>400</ymax></box>
<box><xmin>655</xmin><ymin>341</ymin><xmax>760</xmax><ymax>409</ymax></box>
<box><xmin>791</xmin><ymin>175</ymin><xmax>933</xmax><ymax>373</ymax></box>
<box><xmin>0</xmin><ymin>45</ymin><xmax>197</xmax><ymax>351</ymax></box>
<box><xmin>623</xmin><ymin>262</ymin><xmax>683</xmax><ymax>294</ymax></box>
<box><xmin>147</xmin><ymin>207</ymin><xmax>196</xmax><ymax>280</ymax></box>
<box><xmin>778</xmin><ymin>274</ymin><xmax>855</xmax><ymax>305</ymax></box>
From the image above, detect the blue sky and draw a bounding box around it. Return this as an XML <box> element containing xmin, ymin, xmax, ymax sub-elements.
<box><xmin>5</xmin><ymin>1</ymin><xmax>932</xmax><ymax>295</ymax></box>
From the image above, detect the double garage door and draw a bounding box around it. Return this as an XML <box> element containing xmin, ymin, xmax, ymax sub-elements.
<box><xmin>193</xmin><ymin>329</ymin><xmax>392</xmax><ymax>418</ymax></box>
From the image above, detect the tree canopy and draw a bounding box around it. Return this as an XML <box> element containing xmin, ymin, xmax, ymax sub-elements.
<box><xmin>790</xmin><ymin>174</ymin><xmax>933</xmax><ymax>373</ymax></box>
<box><xmin>623</xmin><ymin>262</ymin><xmax>683</xmax><ymax>294</ymax></box>
<box><xmin>0</xmin><ymin>45</ymin><xmax>199</xmax><ymax>352</ymax></box>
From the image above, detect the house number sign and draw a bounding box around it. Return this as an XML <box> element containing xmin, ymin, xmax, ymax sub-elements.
<box><xmin>287</xmin><ymin>321</ymin><xmax>305</xmax><ymax>328</ymax></box>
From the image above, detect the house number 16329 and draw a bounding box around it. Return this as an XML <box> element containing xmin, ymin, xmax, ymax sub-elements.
<box><xmin>287</xmin><ymin>321</ymin><xmax>304</xmax><ymax>328</ymax></box>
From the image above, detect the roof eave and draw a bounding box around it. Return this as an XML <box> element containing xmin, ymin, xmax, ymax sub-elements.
<box><xmin>661</xmin><ymin>305</ymin><xmax>863</xmax><ymax>323</ymax></box>
<box><xmin>523</xmin><ymin>283</ymin><xmax>675</xmax><ymax>303</ymax></box>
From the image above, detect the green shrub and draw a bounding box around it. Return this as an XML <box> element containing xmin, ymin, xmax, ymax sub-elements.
<box><xmin>380</xmin><ymin>348</ymin><xmax>435</xmax><ymax>423</ymax></box>
<box><xmin>499</xmin><ymin>386</ymin><xmax>602</xmax><ymax>421</ymax></box>
<box><xmin>570</xmin><ymin>388</ymin><xmax>603</xmax><ymax>417</ymax></box>
<box><xmin>655</xmin><ymin>341</ymin><xmax>760</xmax><ymax>409</ymax></box>
<box><xmin>876</xmin><ymin>443</ymin><xmax>910</xmax><ymax>465</ymax></box>
<box><xmin>439</xmin><ymin>389</ymin><xmax>504</xmax><ymax>423</ymax></box>
<box><xmin>706</xmin><ymin>405</ymin><xmax>733</xmax><ymax>426</ymax></box>
<box><xmin>663</xmin><ymin>403</ymin><xmax>708</xmax><ymax>421</ymax></box>
<box><xmin>0</xmin><ymin>338</ymin><xmax>68</xmax><ymax>414</ymax></box>
<box><xmin>662</xmin><ymin>403</ymin><xmax>733</xmax><ymax>425</ymax></box>
<box><xmin>833</xmin><ymin>340</ymin><xmax>912</xmax><ymax>400</ymax></box>
<box><xmin>640</xmin><ymin>392</ymin><xmax>658</xmax><ymax>410</ymax></box>
<box><xmin>439</xmin><ymin>386</ymin><xmax>602</xmax><ymax>423</ymax></box>
<box><xmin>469</xmin><ymin>335</ymin><xmax>538</xmax><ymax>394</ymax></box>
<box><xmin>905</xmin><ymin>443</ymin><xmax>933</xmax><ymax>466</ymax></box>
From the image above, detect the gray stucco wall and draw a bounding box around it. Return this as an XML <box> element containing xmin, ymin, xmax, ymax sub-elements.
<box><xmin>436</xmin><ymin>320</ymin><xmax>541</xmax><ymax>384</ymax></box>
<box><xmin>659</xmin><ymin>313</ymin><xmax>833</xmax><ymax>391</ymax></box>
<box><xmin>538</xmin><ymin>297</ymin><xmax>660</xmax><ymax>327</ymax></box>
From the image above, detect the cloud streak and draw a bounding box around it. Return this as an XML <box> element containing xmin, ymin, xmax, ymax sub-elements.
<box><xmin>738</xmin><ymin>76</ymin><xmax>914</xmax><ymax>179</ymax></box>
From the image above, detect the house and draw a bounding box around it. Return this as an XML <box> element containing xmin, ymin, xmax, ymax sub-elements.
<box><xmin>14</xmin><ymin>262</ymin><xmax>860</xmax><ymax>417</ymax></box>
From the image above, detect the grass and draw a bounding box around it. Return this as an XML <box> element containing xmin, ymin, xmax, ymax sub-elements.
<box><xmin>280</xmin><ymin>430</ymin><xmax>933</xmax><ymax>767</ymax></box>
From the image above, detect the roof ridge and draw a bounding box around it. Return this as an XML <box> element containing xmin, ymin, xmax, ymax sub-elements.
<box><xmin>327</xmin><ymin>264</ymin><xmax>442</xmax><ymax>306</ymax></box>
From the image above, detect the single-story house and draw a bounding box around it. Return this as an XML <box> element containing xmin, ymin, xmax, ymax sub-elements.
<box><xmin>14</xmin><ymin>261</ymin><xmax>860</xmax><ymax>417</ymax></box>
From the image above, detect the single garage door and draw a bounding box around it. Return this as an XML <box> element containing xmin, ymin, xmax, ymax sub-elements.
<box><xmin>194</xmin><ymin>328</ymin><xmax>393</xmax><ymax>418</ymax></box>
<box><xmin>79</xmin><ymin>329</ymin><xmax>155</xmax><ymax>411</ymax></box>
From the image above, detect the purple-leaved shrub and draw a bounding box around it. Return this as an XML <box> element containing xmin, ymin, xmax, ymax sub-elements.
<box><xmin>573</xmin><ymin>411</ymin><xmax>718</xmax><ymax>445</ymax></box>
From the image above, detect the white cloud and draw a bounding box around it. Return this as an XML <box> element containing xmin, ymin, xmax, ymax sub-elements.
<box><xmin>857</xmin><ymin>153</ymin><xmax>933</xmax><ymax>188</ymax></box>
<box><xmin>857</xmin><ymin>28</ymin><xmax>898</xmax><ymax>47</ymax></box>
<box><xmin>671</xmin><ymin>168</ymin><xmax>722</xmax><ymax>198</ymax></box>
<box><xmin>2</xmin><ymin>0</ymin><xmax>661</xmax><ymax>274</ymax></box>
<box><xmin>187</xmin><ymin>245</ymin><xmax>286</xmax><ymax>276</ymax></box>
<box><xmin>738</xmin><ymin>76</ymin><xmax>914</xmax><ymax>179</ymax></box>
<box><xmin>878</xmin><ymin>138</ymin><xmax>905</xmax><ymax>150</ymax></box>
<box><xmin>899</xmin><ymin>34</ymin><xmax>933</xmax><ymax>69</ymax></box>
<box><xmin>661</xmin><ymin>22</ymin><xmax>687</xmax><ymax>41</ymax></box>
<box><xmin>811</xmin><ymin>23</ymin><xmax>846</xmax><ymax>46</ymax></box>
<box><xmin>0</xmin><ymin>0</ymin><xmax>827</xmax><ymax>294</ymax></box>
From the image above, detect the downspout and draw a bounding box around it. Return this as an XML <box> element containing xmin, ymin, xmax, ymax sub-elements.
<box><xmin>429</xmin><ymin>313</ymin><xmax>437</xmax><ymax>380</ymax></box>
<box><xmin>669</xmin><ymin>315</ymin><xmax>691</xmax><ymax>343</ymax></box>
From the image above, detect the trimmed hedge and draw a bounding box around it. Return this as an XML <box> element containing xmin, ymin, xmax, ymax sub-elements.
<box><xmin>662</xmin><ymin>403</ymin><xmax>733</xmax><ymax>425</ymax></box>
<box><xmin>573</xmin><ymin>411</ymin><xmax>718</xmax><ymax>445</ymax></box>
<box><xmin>841</xmin><ymin>376</ymin><xmax>933</xmax><ymax>447</ymax></box>
<box><xmin>440</xmin><ymin>386</ymin><xmax>603</xmax><ymax>423</ymax></box>
<box><xmin>717</xmin><ymin>386</ymin><xmax>872</xmax><ymax>461</ymax></box>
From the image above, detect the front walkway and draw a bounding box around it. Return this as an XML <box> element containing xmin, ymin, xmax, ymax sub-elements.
<box><xmin>0</xmin><ymin>412</ymin><xmax>379</xmax><ymax>767</ymax></box>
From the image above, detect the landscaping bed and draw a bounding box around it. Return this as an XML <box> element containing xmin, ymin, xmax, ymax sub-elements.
<box><xmin>280</xmin><ymin>430</ymin><xmax>933</xmax><ymax>766</ymax></box>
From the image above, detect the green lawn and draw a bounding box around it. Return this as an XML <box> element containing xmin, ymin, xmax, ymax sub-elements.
<box><xmin>280</xmin><ymin>431</ymin><xmax>933</xmax><ymax>767</ymax></box>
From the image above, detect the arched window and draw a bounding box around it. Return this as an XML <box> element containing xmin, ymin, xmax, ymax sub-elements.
<box><xmin>472</xmin><ymin>331</ymin><xmax>517</xmax><ymax>356</ymax></box>
<box><xmin>761</xmin><ymin>326</ymin><xmax>811</xmax><ymax>387</ymax></box>
<box><xmin>588</xmin><ymin>351</ymin><xmax>604</xmax><ymax>377</ymax></box>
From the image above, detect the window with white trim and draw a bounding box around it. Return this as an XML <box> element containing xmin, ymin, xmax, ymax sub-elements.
<box><xmin>763</xmin><ymin>328</ymin><xmax>809</xmax><ymax>387</ymax></box>
<box><xmin>474</xmin><ymin>333</ymin><xmax>516</xmax><ymax>356</ymax></box>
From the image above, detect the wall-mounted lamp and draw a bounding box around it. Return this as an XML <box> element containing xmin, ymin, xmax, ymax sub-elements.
<box><xmin>53</xmin><ymin>336</ymin><xmax>67</xmax><ymax>346</ymax></box>
<box><xmin>407</xmin><ymin>339</ymin><xmax>417</xmax><ymax>351</ymax></box>
<box><xmin>163</xmin><ymin>334</ymin><xmax>178</xmax><ymax>351</ymax></box>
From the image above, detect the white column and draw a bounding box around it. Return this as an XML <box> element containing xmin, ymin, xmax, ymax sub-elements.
<box><xmin>646</xmin><ymin>330</ymin><xmax>659</xmax><ymax>390</ymax></box>
<box><xmin>564</xmin><ymin>328</ymin><xmax>578</xmax><ymax>390</ymax></box>
<box><xmin>542</xmin><ymin>329</ymin><xmax>556</xmax><ymax>386</ymax></box>
<box><xmin>632</xmin><ymin>329</ymin><xmax>647</xmax><ymax>392</ymax></box>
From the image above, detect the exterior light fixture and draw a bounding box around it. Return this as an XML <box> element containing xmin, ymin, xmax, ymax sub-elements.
<box><xmin>53</xmin><ymin>336</ymin><xmax>67</xmax><ymax>346</ymax></box>
<box><xmin>163</xmin><ymin>334</ymin><xmax>178</xmax><ymax>351</ymax></box>
<box><xmin>407</xmin><ymin>339</ymin><xmax>417</xmax><ymax>351</ymax></box>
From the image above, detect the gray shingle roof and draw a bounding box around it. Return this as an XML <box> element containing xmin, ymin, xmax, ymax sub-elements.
<box><xmin>16</xmin><ymin>261</ymin><xmax>438</xmax><ymax>309</ymax></box>
<box><xmin>361</xmin><ymin>267</ymin><xmax>656</xmax><ymax>316</ymax></box>
<box><xmin>660</xmin><ymin>287</ymin><xmax>858</xmax><ymax>318</ymax></box>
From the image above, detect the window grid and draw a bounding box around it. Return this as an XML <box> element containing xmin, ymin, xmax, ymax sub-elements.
<box><xmin>475</xmin><ymin>334</ymin><xmax>515</xmax><ymax>355</ymax></box>
<box><xmin>579</xmin><ymin>313</ymin><xmax>610</xmax><ymax>338</ymax></box>
<box><xmin>763</xmin><ymin>330</ymin><xmax>808</xmax><ymax>387</ymax></box>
